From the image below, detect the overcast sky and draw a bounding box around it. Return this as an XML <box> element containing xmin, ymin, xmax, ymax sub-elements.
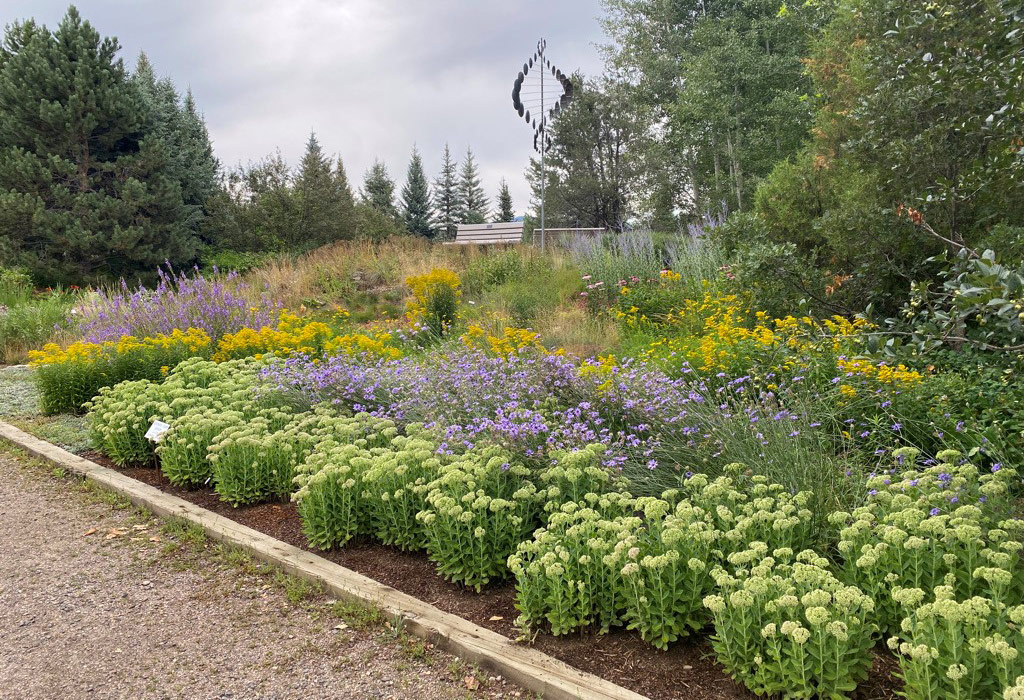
<box><xmin>3</xmin><ymin>1</ymin><xmax>608</xmax><ymax>215</ymax></box>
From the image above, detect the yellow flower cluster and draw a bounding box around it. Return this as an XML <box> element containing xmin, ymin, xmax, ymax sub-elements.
<box><xmin>640</xmin><ymin>292</ymin><xmax>872</xmax><ymax>375</ymax></box>
<box><xmin>30</xmin><ymin>328</ymin><xmax>212</xmax><ymax>367</ymax></box>
<box><xmin>577</xmin><ymin>354</ymin><xmax>618</xmax><ymax>392</ymax></box>
<box><xmin>212</xmin><ymin>312</ymin><xmax>334</xmax><ymax>362</ymax></box>
<box><xmin>405</xmin><ymin>268</ymin><xmax>461</xmax><ymax>324</ymax></box>
<box><xmin>836</xmin><ymin>357</ymin><xmax>923</xmax><ymax>385</ymax></box>
<box><xmin>461</xmin><ymin>324</ymin><xmax>548</xmax><ymax>357</ymax></box>
<box><xmin>323</xmin><ymin>332</ymin><xmax>402</xmax><ymax>360</ymax></box>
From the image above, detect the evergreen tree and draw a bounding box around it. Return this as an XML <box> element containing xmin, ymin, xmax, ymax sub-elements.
<box><xmin>293</xmin><ymin>131</ymin><xmax>347</xmax><ymax>248</ymax></box>
<box><xmin>334</xmin><ymin>155</ymin><xmax>356</xmax><ymax>239</ymax></box>
<box><xmin>432</xmin><ymin>143</ymin><xmax>460</xmax><ymax>241</ymax></box>
<box><xmin>361</xmin><ymin>160</ymin><xmax>398</xmax><ymax>219</ymax></box>
<box><xmin>400</xmin><ymin>146</ymin><xmax>434</xmax><ymax>237</ymax></box>
<box><xmin>494</xmin><ymin>179</ymin><xmax>515</xmax><ymax>222</ymax></box>
<box><xmin>457</xmin><ymin>147</ymin><xmax>488</xmax><ymax>224</ymax></box>
<box><xmin>0</xmin><ymin>8</ymin><xmax>199</xmax><ymax>284</ymax></box>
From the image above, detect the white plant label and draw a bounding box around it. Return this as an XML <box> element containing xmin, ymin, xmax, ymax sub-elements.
<box><xmin>144</xmin><ymin>420</ymin><xmax>171</xmax><ymax>443</ymax></box>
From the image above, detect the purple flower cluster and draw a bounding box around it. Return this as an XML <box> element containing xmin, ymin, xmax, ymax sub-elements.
<box><xmin>78</xmin><ymin>265</ymin><xmax>280</xmax><ymax>343</ymax></box>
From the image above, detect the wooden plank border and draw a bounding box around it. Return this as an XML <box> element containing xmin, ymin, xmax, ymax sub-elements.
<box><xmin>0</xmin><ymin>419</ymin><xmax>649</xmax><ymax>700</ymax></box>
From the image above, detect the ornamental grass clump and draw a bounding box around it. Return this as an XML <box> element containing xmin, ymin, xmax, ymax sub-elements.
<box><xmin>703</xmin><ymin>547</ymin><xmax>877</xmax><ymax>699</ymax></box>
<box><xmin>360</xmin><ymin>433</ymin><xmax>441</xmax><ymax>550</ymax></box>
<box><xmin>208</xmin><ymin>409</ymin><xmax>322</xmax><ymax>506</ymax></box>
<box><xmin>829</xmin><ymin>447</ymin><xmax>1024</xmax><ymax>632</ymax></box>
<box><xmin>417</xmin><ymin>448</ymin><xmax>540</xmax><ymax>591</ymax></box>
<box><xmin>86</xmin><ymin>379</ymin><xmax>166</xmax><ymax>466</ymax></box>
<box><xmin>889</xmin><ymin>584</ymin><xmax>1024</xmax><ymax>700</ymax></box>
<box><xmin>509</xmin><ymin>502</ymin><xmax>629</xmax><ymax>635</ymax></box>
<box><xmin>607</xmin><ymin>497</ymin><xmax>720</xmax><ymax>649</ymax></box>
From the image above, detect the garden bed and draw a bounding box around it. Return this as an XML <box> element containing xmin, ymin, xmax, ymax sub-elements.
<box><xmin>92</xmin><ymin>452</ymin><xmax>901</xmax><ymax>700</ymax></box>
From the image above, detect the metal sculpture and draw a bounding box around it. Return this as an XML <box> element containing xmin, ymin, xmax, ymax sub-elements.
<box><xmin>512</xmin><ymin>38</ymin><xmax>573</xmax><ymax>251</ymax></box>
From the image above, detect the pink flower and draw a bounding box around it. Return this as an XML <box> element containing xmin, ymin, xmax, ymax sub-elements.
<box><xmin>582</xmin><ymin>274</ymin><xmax>591</xmax><ymax>280</ymax></box>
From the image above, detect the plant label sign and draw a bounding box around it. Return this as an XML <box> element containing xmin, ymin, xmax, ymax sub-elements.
<box><xmin>144</xmin><ymin>420</ymin><xmax>171</xmax><ymax>443</ymax></box>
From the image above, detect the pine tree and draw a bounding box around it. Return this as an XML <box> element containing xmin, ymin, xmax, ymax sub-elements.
<box><xmin>457</xmin><ymin>147</ymin><xmax>488</xmax><ymax>224</ymax></box>
<box><xmin>494</xmin><ymin>179</ymin><xmax>515</xmax><ymax>222</ymax></box>
<box><xmin>432</xmin><ymin>143</ymin><xmax>460</xmax><ymax>241</ymax></box>
<box><xmin>0</xmin><ymin>8</ymin><xmax>199</xmax><ymax>284</ymax></box>
<box><xmin>293</xmin><ymin>131</ymin><xmax>345</xmax><ymax>249</ymax></box>
<box><xmin>334</xmin><ymin>155</ymin><xmax>356</xmax><ymax>240</ymax></box>
<box><xmin>361</xmin><ymin>160</ymin><xmax>398</xmax><ymax>219</ymax></box>
<box><xmin>400</xmin><ymin>146</ymin><xmax>434</xmax><ymax>237</ymax></box>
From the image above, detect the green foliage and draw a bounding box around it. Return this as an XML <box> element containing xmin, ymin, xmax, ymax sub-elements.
<box><xmin>293</xmin><ymin>132</ymin><xmax>356</xmax><ymax>248</ymax></box>
<box><xmin>0</xmin><ymin>267</ymin><xmax>32</xmax><ymax>305</ymax></box>
<box><xmin>432</xmin><ymin>144</ymin><xmax>460</xmax><ymax>241</ymax></box>
<box><xmin>293</xmin><ymin>441</ymin><xmax>369</xmax><ymax>550</ymax></box>
<box><xmin>890</xmin><ymin>585</ymin><xmax>1024</xmax><ymax>700</ymax></box>
<box><xmin>494</xmin><ymin>179</ymin><xmax>515</xmax><ymax>223</ymax></box>
<box><xmin>829</xmin><ymin>447</ymin><xmax>1024</xmax><ymax>633</ymax></box>
<box><xmin>362</xmin><ymin>160</ymin><xmax>398</xmax><ymax>219</ymax></box>
<box><xmin>537</xmin><ymin>443</ymin><xmax>630</xmax><ymax>518</ymax></box>
<box><xmin>704</xmin><ymin>548</ymin><xmax>877</xmax><ymax>699</ymax></box>
<box><xmin>158</xmin><ymin>407</ymin><xmax>246</xmax><ymax>486</ymax></box>
<box><xmin>0</xmin><ymin>288</ymin><xmax>74</xmax><ymax>365</ymax></box>
<box><xmin>85</xmin><ymin>379</ymin><xmax>165</xmax><ymax>467</ymax></box>
<box><xmin>417</xmin><ymin>449</ymin><xmax>540</xmax><ymax>591</ymax></box>
<box><xmin>208</xmin><ymin>408</ymin><xmax>317</xmax><ymax>506</ymax></box>
<box><xmin>400</xmin><ymin>146</ymin><xmax>434</xmax><ymax>238</ymax></box>
<box><xmin>457</xmin><ymin>148</ymin><xmax>488</xmax><ymax>225</ymax></box>
<box><xmin>0</xmin><ymin>9</ymin><xmax>210</xmax><ymax>285</ymax></box>
<box><xmin>360</xmin><ymin>432</ymin><xmax>438</xmax><ymax>550</ymax></box>
<box><xmin>462</xmin><ymin>250</ymin><xmax>550</xmax><ymax>296</ymax></box>
<box><xmin>509</xmin><ymin>503</ymin><xmax>628</xmax><ymax>635</ymax></box>
<box><xmin>608</xmin><ymin>497</ymin><xmax>720</xmax><ymax>649</ymax></box>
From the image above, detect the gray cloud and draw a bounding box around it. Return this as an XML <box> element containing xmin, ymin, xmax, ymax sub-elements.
<box><xmin>4</xmin><ymin>0</ymin><xmax>607</xmax><ymax>215</ymax></box>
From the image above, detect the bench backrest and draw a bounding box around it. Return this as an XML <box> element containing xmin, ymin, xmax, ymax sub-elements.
<box><xmin>446</xmin><ymin>222</ymin><xmax>524</xmax><ymax>245</ymax></box>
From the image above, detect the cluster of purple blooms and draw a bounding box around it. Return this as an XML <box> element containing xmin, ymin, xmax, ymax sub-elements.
<box><xmin>77</xmin><ymin>265</ymin><xmax>280</xmax><ymax>343</ymax></box>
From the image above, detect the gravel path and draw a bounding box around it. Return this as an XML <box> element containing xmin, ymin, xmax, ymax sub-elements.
<box><xmin>0</xmin><ymin>447</ymin><xmax>519</xmax><ymax>700</ymax></box>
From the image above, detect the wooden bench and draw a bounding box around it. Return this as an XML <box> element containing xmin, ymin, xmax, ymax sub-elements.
<box><xmin>443</xmin><ymin>222</ymin><xmax>524</xmax><ymax>245</ymax></box>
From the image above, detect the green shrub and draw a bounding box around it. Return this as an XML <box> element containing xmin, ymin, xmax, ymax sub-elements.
<box><xmin>829</xmin><ymin>448</ymin><xmax>1024</xmax><ymax>633</ymax></box>
<box><xmin>509</xmin><ymin>502</ymin><xmax>628</xmax><ymax>635</ymax></box>
<box><xmin>606</xmin><ymin>497</ymin><xmax>720</xmax><ymax>649</ymax></box>
<box><xmin>293</xmin><ymin>441</ymin><xmax>370</xmax><ymax>550</ymax></box>
<box><xmin>85</xmin><ymin>379</ymin><xmax>166</xmax><ymax>467</ymax></box>
<box><xmin>158</xmin><ymin>407</ymin><xmax>247</xmax><ymax>487</ymax></box>
<box><xmin>890</xmin><ymin>585</ymin><xmax>1024</xmax><ymax>700</ymax></box>
<box><xmin>704</xmin><ymin>547</ymin><xmax>877</xmax><ymax>699</ymax></box>
<box><xmin>208</xmin><ymin>409</ymin><xmax>319</xmax><ymax>506</ymax></box>
<box><xmin>0</xmin><ymin>267</ymin><xmax>33</xmax><ymax>306</ymax></box>
<box><xmin>417</xmin><ymin>448</ymin><xmax>540</xmax><ymax>591</ymax></box>
<box><xmin>538</xmin><ymin>444</ymin><xmax>630</xmax><ymax>519</ymax></box>
<box><xmin>360</xmin><ymin>433</ymin><xmax>439</xmax><ymax>550</ymax></box>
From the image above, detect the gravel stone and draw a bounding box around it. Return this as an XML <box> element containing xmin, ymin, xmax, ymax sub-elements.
<box><xmin>0</xmin><ymin>449</ymin><xmax>510</xmax><ymax>700</ymax></box>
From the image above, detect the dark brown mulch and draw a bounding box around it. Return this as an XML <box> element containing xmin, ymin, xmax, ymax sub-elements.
<box><xmin>84</xmin><ymin>452</ymin><xmax>900</xmax><ymax>700</ymax></box>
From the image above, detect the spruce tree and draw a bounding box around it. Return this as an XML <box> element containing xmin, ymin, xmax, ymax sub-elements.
<box><xmin>432</xmin><ymin>143</ymin><xmax>460</xmax><ymax>241</ymax></box>
<box><xmin>0</xmin><ymin>8</ymin><xmax>198</xmax><ymax>284</ymax></box>
<box><xmin>457</xmin><ymin>147</ymin><xmax>488</xmax><ymax>224</ymax></box>
<box><xmin>400</xmin><ymin>146</ymin><xmax>434</xmax><ymax>237</ymax></box>
<box><xmin>334</xmin><ymin>156</ymin><xmax>356</xmax><ymax>240</ymax></box>
<box><xmin>293</xmin><ymin>131</ymin><xmax>345</xmax><ymax>249</ymax></box>
<box><xmin>494</xmin><ymin>179</ymin><xmax>515</xmax><ymax>222</ymax></box>
<box><xmin>361</xmin><ymin>160</ymin><xmax>398</xmax><ymax>219</ymax></box>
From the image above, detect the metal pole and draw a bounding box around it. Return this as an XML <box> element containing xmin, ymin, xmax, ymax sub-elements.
<box><xmin>539</xmin><ymin>38</ymin><xmax>546</xmax><ymax>253</ymax></box>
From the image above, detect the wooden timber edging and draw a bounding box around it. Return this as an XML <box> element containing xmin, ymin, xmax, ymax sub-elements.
<box><xmin>0</xmin><ymin>419</ymin><xmax>650</xmax><ymax>700</ymax></box>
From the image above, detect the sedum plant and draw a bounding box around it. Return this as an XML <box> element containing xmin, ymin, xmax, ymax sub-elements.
<box><xmin>158</xmin><ymin>407</ymin><xmax>247</xmax><ymax>487</ymax></box>
<box><xmin>208</xmin><ymin>409</ymin><xmax>321</xmax><ymax>506</ymax></box>
<box><xmin>674</xmin><ymin>463</ymin><xmax>816</xmax><ymax>557</ymax></box>
<box><xmin>607</xmin><ymin>496</ymin><xmax>720</xmax><ymax>649</ymax></box>
<box><xmin>293</xmin><ymin>440</ymin><xmax>371</xmax><ymax>550</ymax></box>
<box><xmin>360</xmin><ymin>433</ymin><xmax>440</xmax><ymax>550</ymax></box>
<box><xmin>704</xmin><ymin>546</ymin><xmax>877</xmax><ymax>699</ymax></box>
<box><xmin>417</xmin><ymin>448</ymin><xmax>540</xmax><ymax>591</ymax></box>
<box><xmin>538</xmin><ymin>443</ymin><xmax>631</xmax><ymax>520</ymax></box>
<box><xmin>509</xmin><ymin>500</ymin><xmax>631</xmax><ymax>636</ymax></box>
<box><xmin>830</xmin><ymin>448</ymin><xmax>1024</xmax><ymax>632</ymax></box>
<box><xmin>889</xmin><ymin>583</ymin><xmax>1024</xmax><ymax>700</ymax></box>
<box><xmin>86</xmin><ymin>379</ymin><xmax>167</xmax><ymax>466</ymax></box>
